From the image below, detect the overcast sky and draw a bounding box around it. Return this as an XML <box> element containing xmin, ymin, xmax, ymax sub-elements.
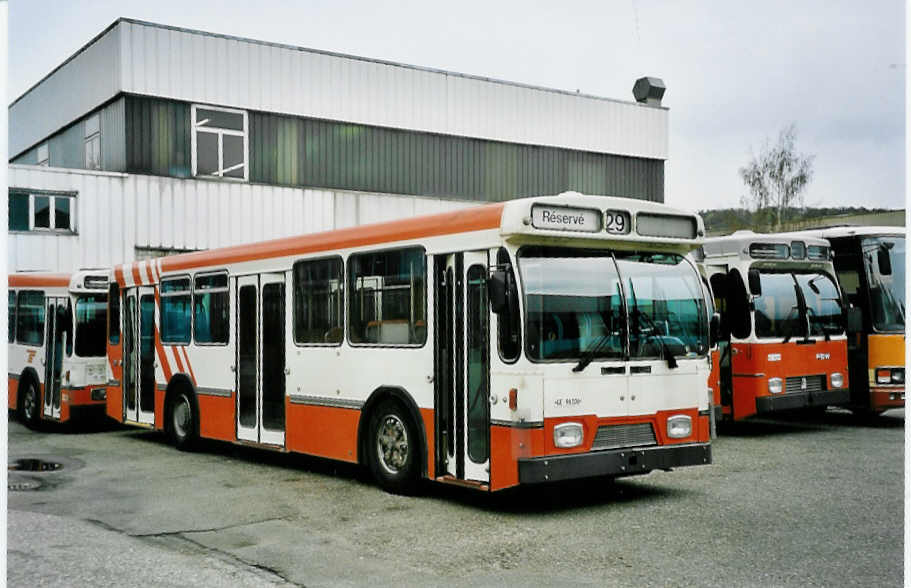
<box><xmin>7</xmin><ymin>0</ymin><xmax>906</xmax><ymax>211</ymax></box>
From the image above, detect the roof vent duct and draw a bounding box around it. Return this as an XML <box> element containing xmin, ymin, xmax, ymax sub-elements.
<box><xmin>633</xmin><ymin>77</ymin><xmax>666</xmax><ymax>106</ymax></box>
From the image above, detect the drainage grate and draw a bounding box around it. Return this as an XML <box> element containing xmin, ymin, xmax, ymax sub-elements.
<box><xmin>9</xmin><ymin>458</ymin><xmax>63</xmax><ymax>472</ymax></box>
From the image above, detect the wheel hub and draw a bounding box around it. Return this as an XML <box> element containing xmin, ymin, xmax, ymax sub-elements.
<box><xmin>376</xmin><ymin>414</ymin><xmax>409</xmax><ymax>474</ymax></box>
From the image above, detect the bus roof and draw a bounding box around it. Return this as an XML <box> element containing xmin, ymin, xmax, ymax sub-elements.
<box><xmin>115</xmin><ymin>192</ymin><xmax>704</xmax><ymax>281</ymax></box>
<box><xmin>9</xmin><ymin>270</ymin><xmax>108</xmax><ymax>293</ymax></box>
<box><xmin>788</xmin><ymin>226</ymin><xmax>906</xmax><ymax>240</ymax></box>
<box><xmin>703</xmin><ymin>230</ymin><xmax>830</xmax><ymax>260</ymax></box>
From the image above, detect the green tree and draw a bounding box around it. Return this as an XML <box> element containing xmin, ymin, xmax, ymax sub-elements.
<box><xmin>739</xmin><ymin>124</ymin><xmax>814</xmax><ymax>232</ymax></box>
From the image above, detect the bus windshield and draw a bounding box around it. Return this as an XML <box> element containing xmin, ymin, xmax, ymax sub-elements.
<box><xmin>75</xmin><ymin>294</ymin><xmax>108</xmax><ymax>357</ymax></box>
<box><xmin>754</xmin><ymin>271</ymin><xmax>843</xmax><ymax>339</ymax></box>
<box><xmin>863</xmin><ymin>236</ymin><xmax>905</xmax><ymax>332</ymax></box>
<box><xmin>518</xmin><ymin>247</ymin><xmax>708</xmax><ymax>362</ymax></box>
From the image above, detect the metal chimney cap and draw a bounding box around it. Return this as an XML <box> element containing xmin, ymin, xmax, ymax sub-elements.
<box><xmin>633</xmin><ymin>77</ymin><xmax>666</xmax><ymax>106</ymax></box>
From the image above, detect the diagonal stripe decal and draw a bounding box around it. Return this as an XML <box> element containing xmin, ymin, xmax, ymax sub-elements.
<box><xmin>180</xmin><ymin>347</ymin><xmax>197</xmax><ymax>386</ymax></box>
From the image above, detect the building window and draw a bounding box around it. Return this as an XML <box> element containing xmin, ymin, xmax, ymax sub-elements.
<box><xmin>191</xmin><ymin>105</ymin><xmax>247</xmax><ymax>181</ymax></box>
<box><xmin>84</xmin><ymin>113</ymin><xmax>101</xmax><ymax>170</ymax></box>
<box><xmin>37</xmin><ymin>143</ymin><xmax>49</xmax><ymax>167</ymax></box>
<box><xmin>161</xmin><ymin>277</ymin><xmax>191</xmax><ymax>344</ymax></box>
<box><xmin>8</xmin><ymin>190</ymin><xmax>76</xmax><ymax>233</ymax></box>
<box><xmin>293</xmin><ymin>257</ymin><xmax>344</xmax><ymax>345</ymax></box>
<box><xmin>348</xmin><ymin>247</ymin><xmax>426</xmax><ymax>346</ymax></box>
<box><xmin>194</xmin><ymin>273</ymin><xmax>229</xmax><ymax>345</ymax></box>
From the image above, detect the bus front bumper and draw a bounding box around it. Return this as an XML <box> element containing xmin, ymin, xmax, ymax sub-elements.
<box><xmin>755</xmin><ymin>387</ymin><xmax>850</xmax><ymax>413</ymax></box>
<box><xmin>517</xmin><ymin>443</ymin><xmax>712</xmax><ymax>484</ymax></box>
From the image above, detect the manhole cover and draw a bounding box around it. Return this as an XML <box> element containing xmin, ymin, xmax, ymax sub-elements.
<box><xmin>9</xmin><ymin>458</ymin><xmax>63</xmax><ymax>472</ymax></box>
<box><xmin>8</xmin><ymin>478</ymin><xmax>41</xmax><ymax>491</ymax></box>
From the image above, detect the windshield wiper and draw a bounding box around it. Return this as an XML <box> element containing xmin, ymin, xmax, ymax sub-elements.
<box><xmin>572</xmin><ymin>333</ymin><xmax>612</xmax><ymax>373</ymax></box>
<box><xmin>632</xmin><ymin>308</ymin><xmax>678</xmax><ymax>369</ymax></box>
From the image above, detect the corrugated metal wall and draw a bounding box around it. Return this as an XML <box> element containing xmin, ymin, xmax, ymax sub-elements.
<box><xmin>124</xmin><ymin>99</ymin><xmax>663</xmax><ymax>202</ymax></box>
<box><xmin>7</xmin><ymin>165</ymin><xmax>476</xmax><ymax>273</ymax></box>
<box><xmin>11</xmin><ymin>19</ymin><xmax>669</xmax><ymax>163</ymax></box>
<box><xmin>101</xmin><ymin>97</ymin><xmax>126</xmax><ymax>171</ymax></box>
<box><xmin>9</xmin><ymin>23</ymin><xmax>122</xmax><ymax>157</ymax></box>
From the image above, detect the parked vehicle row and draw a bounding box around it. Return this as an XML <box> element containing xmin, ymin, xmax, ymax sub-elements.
<box><xmin>7</xmin><ymin>193</ymin><xmax>904</xmax><ymax>493</ymax></box>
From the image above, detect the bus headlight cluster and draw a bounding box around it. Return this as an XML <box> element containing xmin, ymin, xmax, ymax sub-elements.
<box><xmin>553</xmin><ymin>422</ymin><xmax>584</xmax><ymax>448</ymax></box>
<box><xmin>667</xmin><ymin>415</ymin><xmax>692</xmax><ymax>439</ymax></box>
<box><xmin>830</xmin><ymin>372</ymin><xmax>844</xmax><ymax>389</ymax></box>
<box><xmin>876</xmin><ymin>368</ymin><xmax>904</xmax><ymax>385</ymax></box>
<box><xmin>768</xmin><ymin>377</ymin><xmax>783</xmax><ymax>394</ymax></box>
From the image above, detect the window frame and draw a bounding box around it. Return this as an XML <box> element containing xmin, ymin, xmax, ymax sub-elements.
<box><xmin>190</xmin><ymin>104</ymin><xmax>249</xmax><ymax>182</ymax></box>
<box><xmin>8</xmin><ymin>190</ymin><xmax>77</xmax><ymax>234</ymax></box>
<box><xmin>193</xmin><ymin>270</ymin><xmax>230</xmax><ymax>346</ymax></box>
<box><xmin>160</xmin><ymin>274</ymin><xmax>193</xmax><ymax>345</ymax></box>
<box><xmin>347</xmin><ymin>246</ymin><xmax>428</xmax><ymax>348</ymax></box>
<box><xmin>84</xmin><ymin>113</ymin><xmax>102</xmax><ymax>170</ymax></box>
<box><xmin>292</xmin><ymin>255</ymin><xmax>345</xmax><ymax>348</ymax></box>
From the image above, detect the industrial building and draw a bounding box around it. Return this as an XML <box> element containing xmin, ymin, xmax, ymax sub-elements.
<box><xmin>8</xmin><ymin>18</ymin><xmax>670</xmax><ymax>272</ymax></box>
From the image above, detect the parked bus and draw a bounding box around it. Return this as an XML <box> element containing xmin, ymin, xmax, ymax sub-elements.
<box><xmin>106</xmin><ymin>192</ymin><xmax>713</xmax><ymax>493</ymax></box>
<box><xmin>703</xmin><ymin>232</ymin><xmax>850</xmax><ymax>421</ymax></box>
<box><xmin>8</xmin><ymin>271</ymin><xmax>110</xmax><ymax>428</ymax></box>
<box><xmin>793</xmin><ymin>227</ymin><xmax>904</xmax><ymax>415</ymax></box>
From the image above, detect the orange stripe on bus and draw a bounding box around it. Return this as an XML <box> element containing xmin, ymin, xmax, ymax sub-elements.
<box><xmin>131</xmin><ymin>264</ymin><xmax>142</xmax><ymax>286</ymax></box>
<box><xmin>8</xmin><ymin>273</ymin><xmax>70</xmax><ymax>287</ymax></box>
<box><xmin>181</xmin><ymin>347</ymin><xmax>197</xmax><ymax>385</ymax></box>
<box><xmin>161</xmin><ymin>203</ymin><xmax>506</xmax><ymax>273</ymax></box>
<box><xmin>114</xmin><ymin>266</ymin><xmax>125</xmax><ymax>287</ymax></box>
<box><xmin>171</xmin><ymin>346</ymin><xmax>185</xmax><ymax>374</ymax></box>
<box><xmin>152</xmin><ymin>289</ymin><xmax>173</xmax><ymax>383</ymax></box>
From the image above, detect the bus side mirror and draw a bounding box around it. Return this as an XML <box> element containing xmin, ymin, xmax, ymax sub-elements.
<box><xmin>877</xmin><ymin>245</ymin><xmax>892</xmax><ymax>276</ymax></box>
<box><xmin>709</xmin><ymin>312</ymin><xmax>721</xmax><ymax>347</ymax></box>
<box><xmin>488</xmin><ymin>269</ymin><xmax>508</xmax><ymax>314</ymax></box>
<box><xmin>846</xmin><ymin>306</ymin><xmax>863</xmax><ymax>334</ymax></box>
<box><xmin>747</xmin><ymin>269</ymin><xmax>762</xmax><ymax>296</ymax></box>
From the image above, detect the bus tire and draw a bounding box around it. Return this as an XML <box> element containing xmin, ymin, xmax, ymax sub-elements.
<box><xmin>166</xmin><ymin>387</ymin><xmax>199</xmax><ymax>451</ymax></box>
<box><xmin>367</xmin><ymin>399</ymin><xmax>419</xmax><ymax>495</ymax></box>
<box><xmin>18</xmin><ymin>376</ymin><xmax>41</xmax><ymax>430</ymax></box>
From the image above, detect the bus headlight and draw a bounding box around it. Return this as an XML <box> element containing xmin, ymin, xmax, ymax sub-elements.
<box><xmin>667</xmin><ymin>415</ymin><xmax>692</xmax><ymax>439</ymax></box>
<box><xmin>768</xmin><ymin>377</ymin><xmax>783</xmax><ymax>394</ymax></box>
<box><xmin>891</xmin><ymin>368</ymin><xmax>904</xmax><ymax>384</ymax></box>
<box><xmin>830</xmin><ymin>372</ymin><xmax>844</xmax><ymax>389</ymax></box>
<box><xmin>553</xmin><ymin>422</ymin><xmax>584</xmax><ymax>448</ymax></box>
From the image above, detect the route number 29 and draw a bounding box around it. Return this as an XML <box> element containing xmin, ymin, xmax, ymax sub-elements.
<box><xmin>605</xmin><ymin>210</ymin><xmax>630</xmax><ymax>234</ymax></box>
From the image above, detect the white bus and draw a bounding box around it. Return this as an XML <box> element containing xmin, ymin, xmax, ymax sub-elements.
<box><xmin>106</xmin><ymin>192</ymin><xmax>713</xmax><ymax>493</ymax></box>
<box><xmin>8</xmin><ymin>271</ymin><xmax>110</xmax><ymax>427</ymax></box>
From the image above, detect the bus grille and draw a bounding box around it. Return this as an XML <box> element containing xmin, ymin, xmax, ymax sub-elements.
<box><xmin>785</xmin><ymin>375</ymin><xmax>826</xmax><ymax>394</ymax></box>
<box><xmin>591</xmin><ymin>423</ymin><xmax>657</xmax><ymax>451</ymax></box>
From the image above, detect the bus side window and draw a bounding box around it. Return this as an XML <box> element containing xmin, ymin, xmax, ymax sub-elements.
<box><xmin>194</xmin><ymin>273</ymin><xmax>229</xmax><ymax>345</ymax></box>
<box><xmin>16</xmin><ymin>290</ymin><xmax>45</xmax><ymax>347</ymax></box>
<box><xmin>496</xmin><ymin>248</ymin><xmax>521</xmax><ymax>362</ymax></box>
<box><xmin>109</xmin><ymin>282</ymin><xmax>120</xmax><ymax>344</ymax></box>
<box><xmin>348</xmin><ymin>247</ymin><xmax>426</xmax><ymax>345</ymax></box>
<box><xmin>293</xmin><ymin>257</ymin><xmax>344</xmax><ymax>345</ymax></box>
<box><xmin>161</xmin><ymin>277</ymin><xmax>191</xmax><ymax>345</ymax></box>
<box><xmin>8</xmin><ymin>290</ymin><xmax>16</xmax><ymax>343</ymax></box>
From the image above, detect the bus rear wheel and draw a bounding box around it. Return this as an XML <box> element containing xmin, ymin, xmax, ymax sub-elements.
<box><xmin>19</xmin><ymin>378</ymin><xmax>41</xmax><ymax>430</ymax></box>
<box><xmin>367</xmin><ymin>399</ymin><xmax>419</xmax><ymax>495</ymax></box>
<box><xmin>167</xmin><ymin>388</ymin><xmax>199</xmax><ymax>451</ymax></box>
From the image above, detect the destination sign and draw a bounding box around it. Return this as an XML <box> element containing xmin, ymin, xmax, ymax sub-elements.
<box><xmin>531</xmin><ymin>205</ymin><xmax>602</xmax><ymax>233</ymax></box>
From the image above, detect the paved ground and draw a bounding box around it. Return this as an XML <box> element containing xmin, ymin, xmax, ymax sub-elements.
<box><xmin>7</xmin><ymin>408</ymin><xmax>904</xmax><ymax>587</ymax></box>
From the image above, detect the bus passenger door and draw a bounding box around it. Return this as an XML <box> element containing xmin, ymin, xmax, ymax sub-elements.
<box><xmin>438</xmin><ymin>252</ymin><xmax>491</xmax><ymax>484</ymax></box>
<box><xmin>123</xmin><ymin>287</ymin><xmax>155</xmax><ymax>425</ymax></box>
<box><xmin>43</xmin><ymin>297</ymin><xmax>68</xmax><ymax>420</ymax></box>
<box><xmin>235</xmin><ymin>274</ymin><xmax>286</xmax><ymax>447</ymax></box>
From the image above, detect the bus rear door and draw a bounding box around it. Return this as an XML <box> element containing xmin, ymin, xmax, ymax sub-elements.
<box><xmin>43</xmin><ymin>297</ymin><xmax>68</xmax><ymax>421</ymax></box>
<box><xmin>123</xmin><ymin>287</ymin><xmax>156</xmax><ymax>425</ymax></box>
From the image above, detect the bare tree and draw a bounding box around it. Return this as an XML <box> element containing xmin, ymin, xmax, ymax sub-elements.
<box><xmin>739</xmin><ymin>124</ymin><xmax>814</xmax><ymax>232</ymax></box>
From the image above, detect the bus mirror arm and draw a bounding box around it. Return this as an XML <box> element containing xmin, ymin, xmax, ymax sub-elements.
<box><xmin>488</xmin><ymin>269</ymin><xmax>508</xmax><ymax>314</ymax></box>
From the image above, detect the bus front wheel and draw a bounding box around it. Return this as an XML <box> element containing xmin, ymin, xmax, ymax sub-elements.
<box><xmin>167</xmin><ymin>388</ymin><xmax>199</xmax><ymax>451</ymax></box>
<box><xmin>367</xmin><ymin>399</ymin><xmax>419</xmax><ymax>495</ymax></box>
<box><xmin>19</xmin><ymin>378</ymin><xmax>41</xmax><ymax>430</ymax></box>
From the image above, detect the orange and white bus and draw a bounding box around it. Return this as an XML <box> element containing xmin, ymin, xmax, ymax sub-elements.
<box><xmin>703</xmin><ymin>232</ymin><xmax>851</xmax><ymax>420</ymax></box>
<box><xmin>8</xmin><ymin>271</ymin><xmax>110</xmax><ymax>428</ymax></box>
<box><xmin>106</xmin><ymin>192</ymin><xmax>713</xmax><ymax>493</ymax></box>
<box><xmin>794</xmin><ymin>227</ymin><xmax>904</xmax><ymax>414</ymax></box>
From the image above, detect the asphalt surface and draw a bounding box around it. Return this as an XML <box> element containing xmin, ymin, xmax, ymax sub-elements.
<box><xmin>7</xmin><ymin>408</ymin><xmax>905</xmax><ymax>587</ymax></box>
